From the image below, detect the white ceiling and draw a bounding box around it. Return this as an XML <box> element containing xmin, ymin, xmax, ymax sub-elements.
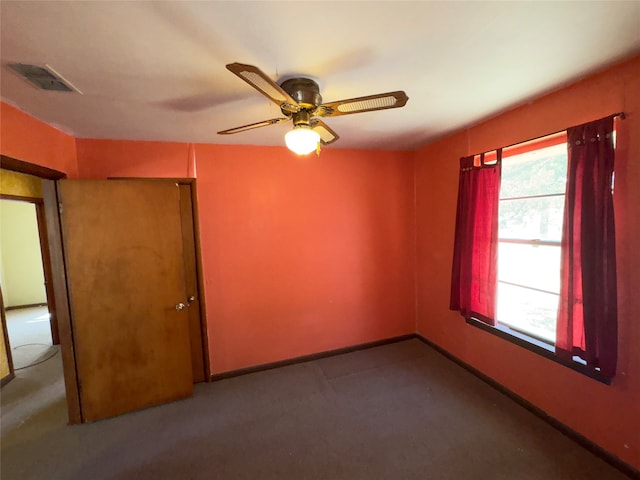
<box><xmin>1</xmin><ymin>1</ymin><xmax>639</xmax><ymax>151</ymax></box>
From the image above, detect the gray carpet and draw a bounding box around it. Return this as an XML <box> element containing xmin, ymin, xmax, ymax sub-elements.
<box><xmin>0</xmin><ymin>339</ymin><xmax>631</xmax><ymax>479</ymax></box>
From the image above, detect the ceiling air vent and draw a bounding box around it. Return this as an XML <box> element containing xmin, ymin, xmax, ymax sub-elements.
<box><xmin>8</xmin><ymin>63</ymin><xmax>78</xmax><ymax>92</ymax></box>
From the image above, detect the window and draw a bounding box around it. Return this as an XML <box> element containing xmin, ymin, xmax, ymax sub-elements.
<box><xmin>451</xmin><ymin>115</ymin><xmax>620</xmax><ymax>381</ymax></box>
<box><xmin>496</xmin><ymin>135</ymin><xmax>567</xmax><ymax>344</ymax></box>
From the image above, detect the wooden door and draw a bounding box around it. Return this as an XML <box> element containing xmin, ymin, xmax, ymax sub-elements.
<box><xmin>107</xmin><ymin>179</ymin><xmax>208</xmax><ymax>382</ymax></box>
<box><xmin>58</xmin><ymin>180</ymin><xmax>193</xmax><ymax>422</ymax></box>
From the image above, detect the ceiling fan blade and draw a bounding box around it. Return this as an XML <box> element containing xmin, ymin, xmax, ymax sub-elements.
<box><xmin>226</xmin><ymin>63</ymin><xmax>300</xmax><ymax>113</ymax></box>
<box><xmin>217</xmin><ymin>117</ymin><xmax>289</xmax><ymax>135</ymax></box>
<box><xmin>311</xmin><ymin>119</ymin><xmax>339</xmax><ymax>145</ymax></box>
<box><xmin>315</xmin><ymin>91</ymin><xmax>408</xmax><ymax>117</ymax></box>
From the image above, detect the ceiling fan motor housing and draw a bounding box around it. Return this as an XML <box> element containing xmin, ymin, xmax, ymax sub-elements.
<box><xmin>280</xmin><ymin>78</ymin><xmax>322</xmax><ymax>111</ymax></box>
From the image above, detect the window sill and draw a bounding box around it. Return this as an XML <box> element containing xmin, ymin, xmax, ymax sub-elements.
<box><xmin>465</xmin><ymin>317</ymin><xmax>611</xmax><ymax>385</ymax></box>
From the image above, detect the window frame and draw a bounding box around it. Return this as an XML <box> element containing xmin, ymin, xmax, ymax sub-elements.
<box><xmin>466</xmin><ymin>316</ymin><xmax>610</xmax><ymax>384</ymax></box>
<box><xmin>465</xmin><ymin>130</ymin><xmax>612</xmax><ymax>384</ymax></box>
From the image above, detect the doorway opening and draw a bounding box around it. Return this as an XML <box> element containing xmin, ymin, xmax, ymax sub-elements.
<box><xmin>1</xmin><ymin>165</ymin><xmax>61</xmax><ymax>387</ymax></box>
<box><xmin>0</xmin><ymin>164</ymin><xmax>66</xmax><ymax>435</ymax></box>
<box><xmin>1</xmin><ymin>198</ymin><xmax>57</xmax><ymax>372</ymax></box>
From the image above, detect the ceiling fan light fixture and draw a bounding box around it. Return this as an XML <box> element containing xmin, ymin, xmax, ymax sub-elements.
<box><xmin>220</xmin><ymin>63</ymin><xmax>408</xmax><ymax>151</ymax></box>
<box><xmin>285</xmin><ymin>126</ymin><xmax>320</xmax><ymax>155</ymax></box>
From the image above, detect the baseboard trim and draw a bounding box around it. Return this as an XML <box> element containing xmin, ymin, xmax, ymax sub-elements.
<box><xmin>1</xmin><ymin>372</ymin><xmax>15</xmax><ymax>387</ymax></box>
<box><xmin>415</xmin><ymin>334</ymin><xmax>640</xmax><ymax>480</ymax></box>
<box><xmin>5</xmin><ymin>303</ymin><xmax>47</xmax><ymax>311</ymax></box>
<box><xmin>210</xmin><ymin>334</ymin><xmax>415</xmax><ymax>382</ymax></box>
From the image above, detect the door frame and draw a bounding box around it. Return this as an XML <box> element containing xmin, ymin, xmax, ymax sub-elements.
<box><xmin>1</xmin><ymin>155</ymin><xmax>65</xmax><ymax>389</ymax></box>
<box><xmin>183</xmin><ymin>179</ymin><xmax>210</xmax><ymax>381</ymax></box>
<box><xmin>0</xmin><ymin>284</ymin><xmax>15</xmax><ymax>386</ymax></box>
<box><xmin>0</xmin><ymin>155</ymin><xmax>83</xmax><ymax>420</ymax></box>
<box><xmin>42</xmin><ymin>179</ymin><xmax>83</xmax><ymax>422</ymax></box>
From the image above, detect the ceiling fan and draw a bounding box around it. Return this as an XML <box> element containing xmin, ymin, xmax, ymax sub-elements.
<box><xmin>218</xmin><ymin>63</ymin><xmax>409</xmax><ymax>155</ymax></box>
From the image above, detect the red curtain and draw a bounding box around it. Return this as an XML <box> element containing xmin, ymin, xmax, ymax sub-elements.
<box><xmin>450</xmin><ymin>150</ymin><xmax>502</xmax><ymax>325</ymax></box>
<box><xmin>557</xmin><ymin>117</ymin><xmax>617</xmax><ymax>379</ymax></box>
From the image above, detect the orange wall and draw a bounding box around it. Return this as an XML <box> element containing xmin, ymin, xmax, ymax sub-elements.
<box><xmin>75</xmin><ymin>140</ymin><xmax>416</xmax><ymax>373</ymax></box>
<box><xmin>414</xmin><ymin>55</ymin><xmax>640</xmax><ymax>468</ymax></box>
<box><xmin>1</xmin><ymin>103</ymin><xmax>78</xmax><ymax>177</ymax></box>
<box><xmin>75</xmin><ymin>139</ymin><xmax>193</xmax><ymax>179</ymax></box>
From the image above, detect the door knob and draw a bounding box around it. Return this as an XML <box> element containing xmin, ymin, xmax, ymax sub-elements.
<box><xmin>175</xmin><ymin>303</ymin><xmax>186</xmax><ymax>312</ymax></box>
<box><xmin>187</xmin><ymin>296</ymin><xmax>196</xmax><ymax>307</ymax></box>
